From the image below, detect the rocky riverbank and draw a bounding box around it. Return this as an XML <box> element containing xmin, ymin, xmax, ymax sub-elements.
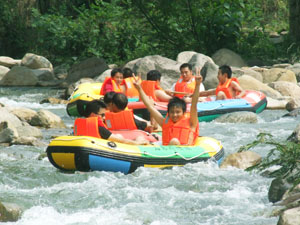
<box><xmin>0</xmin><ymin>49</ymin><xmax>300</xmax><ymax>224</ymax></box>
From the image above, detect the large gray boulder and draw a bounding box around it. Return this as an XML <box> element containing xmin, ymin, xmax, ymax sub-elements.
<box><xmin>176</xmin><ymin>51</ymin><xmax>198</xmax><ymax>64</ymax></box>
<box><xmin>261</xmin><ymin>68</ymin><xmax>297</xmax><ymax>84</ymax></box>
<box><xmin>0</xmin><ymin>65</ymin><xmax>10</xmax><ymax>80</ymax></box>
<box><xmin>238</xmin><ymin>75</ymin><xmax>282</xmax><ymax>99</ymax></box>
<box><xmin>21</xmin><ymin>53</ymin><xmax>53</xmax><ymax>70</ymax></box>
<box><xmin>212</xmin><ymin>48</ymin><xmax>247</xmax><ymax>67</ymax></box>
<box><xmin>232</xmin><ymin>67</ymin><xmax>263</xmax><ymax>82</ymax></box>
<box><xmin>0</xmin><ymin>66</ymin><xmax>38</xmax><ymax>86</ymax></box>
<box><xmin>287</xmin><ymin>63</ymin><xmax>300</xmax><ymax>82</ymax></box>
<box><xmin>125</xmin><ymin>55</ymin><xmax>181</xmax><ymax>89</ymax></box>
<box><xmin>187</xmin><ymin>53</ymin><xmax>215</xmax><ymax>69</ymax></box>
<box><xmin>201</xmin><ymin>61</ymin><xmax>219</xmax><ymax>89</ymax></box>
<box><xmin>268</xmin><ymin>81</ymin><xmax>300</xmax><ymax>100</ymax></box>
<box><xmin>66</xmin><ymin>57</ymin><xmax>108</xmax><ymax>83</ymax></box>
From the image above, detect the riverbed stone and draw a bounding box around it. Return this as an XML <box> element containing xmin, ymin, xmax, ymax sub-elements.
<box><xmin>0</xmin><ymin>56</ymin><xmax>20</xmax><ymax>68</ymax></box>
<box><xmin>215</xmin><ymin>111</ymin><xmax>258</xmax><ymax>123</ymax></box>
<box><xmin>232</xmin><ymin>67</ymin><xmax>263</xmax><ymax>82</ymax></box>
<box><xmin>261</xmin><ymin>68</ymin><xmax>297</xmax><ymax>84</ymax></box>
<box><xmin>8</xmin><ymin>107</ymin><xmax>37</xmax><ymax>123</ymax></box>
<box><xmin>30</xmin><ymin>109</ymin><xmax>66</xmax><ymax>128</ymax></box>
<box><xmin>238</xmin><ymin>75</ymin><xmax>282</xmax><ymax>99</ymax></box>
<box><xmin>268</xmin><ymin>81</ymin><xmax>300</xmax><ymax>99</ymax></box>
<box><xmin>287</xmin><ymin>124</ymin><xmax>300</xmax><ymax>143</ymax></box>
<box><xmin>0</xmin><ymin>65</ymin><xmax>10</xmax><ymax>80</ymax></box>
<box><xmin>66</xmin><ymin>57</ymin><xmax>108</xmax><ymax>83</ymax></box>
<box><xmin>220</xmin><ymin>151</ymin><xmax>261</xmax><ymax>170</ymax></box>
<box><xmin>286</xmin><ymin>99</ymin><xmax>300</xmax><ymax>112</ymax></box>
<box><xmin>268</xmin><ymin>177</ymin><xmax>292</xmax><ymax>203</ymax></box>
<box><xmin>16</xmin><ymin>122</ymin><xmax>43</xmax><ymax>138</ymax></box>
<box><xmin>0</xmin><ymin>202</ymin><xmax>21</xmax><ymax>222</ymax></box>
<box><xmin>287</xmin><ymin>63</ymin><xmax>300</xmax><ymax>82</ymax></box>
<box><xmin>278</xmin><ymin>207</ymin><xmax>300</xmax><ymax>225</ymax></box>
<box><xmin>95</xmin><ymin>69</ymin><xmax>112</xmax><ymax>82</ymax></box>
<box><xmin>176</xmin><ymin>51</ymin><xmax>198</xmax><ymax>64</ymax></box>
<box><xmin>0</xmin><ymin>66</ymin><xmax>38</xmax><ymax>86</ymax></box>
<box><xmin>40</xmin><ymin>97</ymin><xmax>68</xmax><ymax>105</ymax></box>
<box><xmin>212</xmin><ymin>48</ymin><xmax>247</xmax><ymax>67</ymax></box>
<box><xmin>201</xmin><ymin>61</ymin><xmax>219</xmax><ymax>90</ymax></box>
<box><xmin>0</xmin><ymin>108</ymin><xmax>23</xmax><ymax>127</ymax></box>
<box><xmin>21</xmin><ymin>53</ymin><xmax>53</xmax><ymax>70</ymax></box>
<box><xmin>266</xmin><ymin>97</ymin><xmax>288</xmax><ymax>109</ymax></box>
<box><xmin>0</xmin><ymin>121</ymin><xmax>19</xmax><ymax>143</ymax></box>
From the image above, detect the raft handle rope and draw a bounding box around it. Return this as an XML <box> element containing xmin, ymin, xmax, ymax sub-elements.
<box><xmin>52</xmin><ymin>137</ymin><xmax>218</xmax><ymax>161</ymax></box>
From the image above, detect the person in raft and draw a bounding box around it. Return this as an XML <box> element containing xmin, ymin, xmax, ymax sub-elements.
<box><xmin>122</xmin><ymin>67</ymin><xmax>141</xmax><ymax>98</ymax></box>
<box><xmin>165</xmin><ymin>63</ymin><xmax>205</xmax><ymax>102</ymax></box>
<box><xmin>198</xmin><ymin>65</ymin><xmax>245</xmax><ymax>100</ymax></box>
<box><xmin>133</xmin><ymin>68</ymin><xmax>202</xmax><ymax>146</ymax></box>
<box><xmin>73</xmin><ymin>99</ymin><xmax>148</xmax><ymax>145</ymax></box>
<box><xmin>140</xmin><ymin>70</ymin><xmax>172</xmax><ymax>102</ymax></box>
<box><xmin>100</xmin><ymin>68</ymin><xmax>124</xmax><ymax>95</ymax></box>
<box><xmin>104</xmin><ymin>92</ymin><xmax>154</xmax><ymax>133</ymax></box>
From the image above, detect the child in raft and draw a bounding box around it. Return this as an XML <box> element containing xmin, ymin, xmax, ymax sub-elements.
<box><xmin>133</xmin><ymin>68</ymin><xmax>202</xmax><ymax>146</ymax></box>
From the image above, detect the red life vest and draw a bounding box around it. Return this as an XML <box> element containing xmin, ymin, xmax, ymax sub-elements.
<box><xmin>215</xmin><ymin>77</ymin><xmax>240</xmax><ymax>99</ymax></box>
<box><xmin>174</xmin><ymin>76</ymin><xmax>196</xmax><ymax>98</ymax></box>
<box><xmin>100</xmin><ymin>77</ymin><xmax>123</xmax><ymax>95</ymax></box>
<box><xmin>74</xmin><ymin>117</ymin><xmax>107</xmax><ymax>138</ymax></box>
<box><xmin>162</xmin><ymin>114</ymin><xmax>199</xmax><ymax>145</ymax></box>
<box><xmin>124</xmin><ymin>77</ymin><xmax>140</xmax><ymax>98</ymax></box>
<box><xmin>140</xmin><ymin>80</ymin><xmax>161</xmax><ymax>101</ymax></box>
<box><xmin>105</xmin><ymin>110</ymin><xmax>137</xmax><ymax>130</ymax></box>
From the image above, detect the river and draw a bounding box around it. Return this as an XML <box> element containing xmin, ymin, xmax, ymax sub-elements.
<box><xmin>0</xmin><ymin>87</ymin><xmax>297</xmax><ymax>225</ymax></box>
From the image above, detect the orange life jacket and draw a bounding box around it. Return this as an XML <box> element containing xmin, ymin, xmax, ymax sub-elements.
<box><xmin>105</xmin><ymin>110</ymin><xmax>137</xmax><ymax>130</ymax></box>
<box><xmin>215</xmin><ymin>77</ymin><xmax>240</xmax><ymax>99</ymax></box>
<box><xmin>74</xmin><ymin>117</ymin><xmax>106</xmax><ymax>138</ymax></box>
<box><xmin>140</xmin><ymin>80</ymin><xmax>161</xmax><ymax>101</ymax></box>
<box><xmin>162</xmin><ymin>114</ymin><xmax>199</xmax><ymax>146</ymax></box>
<box><xmin>100</xmin><ymin>77</ymin><xmax>123</xmax><ymax>95</ymax></box>
<box><xmin>124</xmin><ymin>77</ymin><xmax>140</xmax><ymax>98</ymax></box>
<box><xmin>174</xmin><ymin>76</ymin><xmax>196</xmax><ymax>98</ymax></box>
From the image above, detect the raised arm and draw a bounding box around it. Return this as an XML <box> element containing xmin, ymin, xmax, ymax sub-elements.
<box><xmin>189</xmin><ymin>68</ymin><xmax>202</xmax><ymax>129</ymax></box>
<box><xmin>132</xmin><ymin>74</ymin><xmax>164</xmax><ymax>127</ymax></box>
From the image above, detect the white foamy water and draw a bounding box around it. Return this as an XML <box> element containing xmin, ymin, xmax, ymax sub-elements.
<box><xmin>0</xmin><ymin>87</ymin><xmax>297</xmax><ymax>225</ymax></box>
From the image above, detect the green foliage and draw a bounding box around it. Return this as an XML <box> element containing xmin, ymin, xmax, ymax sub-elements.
<box><xmin>239</xmin><ymin>133</ymin><xmax>300</xmax><ymax>187</ymax></box>
<box><xmin>0</xmin><ymin>0</ymin><xmax>31</xmax><ymax>58</ymax></box>
<box><xmin>0</xmin><ymin>0</ymin><xmax>292</xmax><ymax>67</ymax></box>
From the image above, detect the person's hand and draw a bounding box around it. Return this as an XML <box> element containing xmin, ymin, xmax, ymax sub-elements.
<box><xmin>195</xmin><ymin>67</ymin><xmax>203</xmax><ymax>85</ymax></box>
<box><xmin>164</xmin><ymin>89</ymin><xmax>173</xmax><ymax>96</ymax></box>
<box><xmin>132</xmin><ymin>73</ymin><xmax>142</xmax><ymax>90</ymax></box>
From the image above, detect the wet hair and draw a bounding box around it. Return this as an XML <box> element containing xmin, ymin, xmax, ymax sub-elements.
<box><xmin>112</xmin><ymin>93</ymin><xmax>128</xmax><ymax>110</ymax></box>
<box><xmin>167</xmin><ymin>97</ymin><xmax>186</xmax><ymax>114</ymax></box>
<box><xmin>111</xmin><ymin>68</ymin><xmax>123</xmax><ymax>78</ymax></box>
<box><xmin>146</xmin><ymin>70</ymin><xmax>161</xmax><ymax>81</ymax></box>
<box><xmin>85</xmin><ymin>100</ymin><xmax>106</xmax><ymax>117</ymax></box>
<box><xmin>122</xmin><ymin>67</ymin><xmax>133</xmax><ymax>79</ymax></box>
<box><xmin>103</xmin><ymin>91</ymin><xmax>116</xmax><ymax>105</ymax></box>
<box><xmin>180</xmin><ymin>63</ymin><xmax>192</xmax><ymax>71</ymax></box>
<box><xmin>219</xmin><ymin>65</ymin><xmax>232</xmax><ymax>78</ymax></box>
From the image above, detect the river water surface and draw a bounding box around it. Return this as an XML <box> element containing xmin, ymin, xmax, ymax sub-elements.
<box><xmin>0</xmin><ymin>87</ymin><xmax>297</xmax><ymax>225</ymax></box>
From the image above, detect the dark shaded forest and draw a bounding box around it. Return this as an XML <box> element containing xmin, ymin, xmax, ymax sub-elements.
<box><xmin>0</xmin><ymin>0</ymin><xmax>299</xmax><ymax>66</ymax></box>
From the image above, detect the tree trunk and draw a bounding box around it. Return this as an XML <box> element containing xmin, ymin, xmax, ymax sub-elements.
<box><xmin>289</xmin><ymin>0</ymin><xmax>300</xmax><ymax>42</ymax></box>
